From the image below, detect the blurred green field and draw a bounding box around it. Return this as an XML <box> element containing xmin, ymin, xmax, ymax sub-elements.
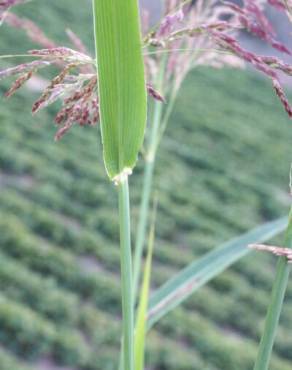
<box><xmin>0</xmin><ymin>1</ymin><xmax>292</xmax><ymax>369</ymax></box>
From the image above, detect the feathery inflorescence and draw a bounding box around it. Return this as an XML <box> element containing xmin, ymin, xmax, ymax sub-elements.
<box><xmin>0</xmin><ymin>0</ymin><xmax>292</xmax><ymax>140</ymax></box>
<box><xmin>143</xmin><ymin>0</ymin><xmax>292</xmax><ymax>117</ymax></box>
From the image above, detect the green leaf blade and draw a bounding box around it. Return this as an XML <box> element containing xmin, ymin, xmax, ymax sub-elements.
<box><xmin>92</xmin><ymin>0</ymin><xmax>147</xmax><ymax>180</ymax></box>
<box><xmin>147</xmin><ymin>217</ymin><xmax>287</xmax><ymax>329</ymax></box>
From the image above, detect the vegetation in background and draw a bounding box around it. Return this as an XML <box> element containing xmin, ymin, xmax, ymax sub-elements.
<box><xmin>0</xmin><ymin>0</ymin><xmax>292</xmax><ymax>368</ymax></box>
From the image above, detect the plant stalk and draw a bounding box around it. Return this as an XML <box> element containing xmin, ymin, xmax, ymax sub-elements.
<box><xmin>133</xmin><ymin>98</ymin><xmax>163</xmax><ymax>300</ymax></box>
<box><xmin>133</xmin><ymin>54</ymin><xmax>174</xmax><ymax>301</ymax></box>
<box><xmin>118</xmin><ymin>177</ymin><xmax>134</xmax><ymax>370</ymax></box>
<box><xmin>253</xmin><ymin>207</ymin><xmax>292</xmax><ymax>370</ymax></box>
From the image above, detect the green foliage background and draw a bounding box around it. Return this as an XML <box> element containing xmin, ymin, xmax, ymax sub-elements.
<box><xmin>0</xmin><ymin>1</ymin><xmax>291</xmax><ymax>369</ymax></box>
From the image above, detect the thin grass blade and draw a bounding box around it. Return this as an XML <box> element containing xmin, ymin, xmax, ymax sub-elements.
<box><xmin>92</xmin><ymin>0</ymin><xmax>147</xmax><ymax>180</ymax></box>
<box><xmin>147</xmin><ymin>217</ymin><xmax>287</xmax><ymax>329</ymax></box>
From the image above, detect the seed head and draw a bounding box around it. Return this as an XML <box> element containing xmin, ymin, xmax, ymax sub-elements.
<box><xmin>1</xmin><ymin>0</ymin><xmax>292</xmax><ymax>142</ymax></box>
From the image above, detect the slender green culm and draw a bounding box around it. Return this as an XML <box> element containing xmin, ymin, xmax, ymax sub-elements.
<box><xmin>133</xmin><ymin>59</ymin><xmax>166</xmax><ymax>301</ymax></box>
<box><xmin>118</xmin><ymin>178</ymin><xmax>134</xmax><ymax>370</ymax></box>
<box><xmin>135</xmin><ymin>200</ymin><xmax>157</xmax><ymax>370</ymax></box>
<box><xmin>133</xmin><ymin>98</ymin><xmax>163</xmax><ymax>300</ymax></box>
<box><xmin>253</xmin><ymin>208</ymin><xmax>292</xmax><ymax>370</ymax></box>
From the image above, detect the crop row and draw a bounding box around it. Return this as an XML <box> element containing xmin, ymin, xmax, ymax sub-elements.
<box><xmin>0</xmin><ymin>188</ymin><xmax>120</xmax><ymax>269</ymax></box>
<box><xmin>0</xmin><ymin>122</ymin><xmax>281</xmax><ymax>242</ymax></box>
<box><xmin>0</xmin><ymin>294</ymin><xmax>89</xmax><ymax>365</ymax></box>
<box><xmin>0</xmin><ymin>185</ymin><xmax>287</xmax><ymax>305</ymax></box>
<box><xmin>0</xmin><ymin>244</ymin><xmax>271</xmax><ymax>346</ymax></box>
<box><xmin>0</xmin><ymin>291</ymin><xmax>222</xmax><ymax>370</ymax></box>
<box><xmin>158</xmin><ymin>308</ymin><xmax>292</xmax><ymax>370</ymax></box>
<box><xmin>0</xmin><ymin>248</ymin><xmax>122</xmax><ymax>344</ymax></box>
<box><xmin>0</xmin><ymin>187</ymin><xmax>233</xmax><ymax>274</ymax></box>
<box><xmin>0</xmin><ymin>175</ymin><xmax>286</xmax><ymax>309</ymax></box>
<box><xmin>0</xmin><ymin>250</ymin><xmax>80</xmax><ymax>325</ymax></box>
<box><xmin>0</xmin><ymin>215</ymin><xmax>121</xmax><ymax>313</ymax></box>
<box><xmin>0</xmin><ymin>191</ymin><xmax>285</xmax><ymax>311</ymax></box>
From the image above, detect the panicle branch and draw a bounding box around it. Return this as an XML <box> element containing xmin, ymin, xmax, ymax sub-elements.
<box><xmin>4</xmin><ymin>12</ymin><xmax>56</xmax><ymax>48</ymax></box>
<box><xmin>0</xmin><ymin>46</ymin><xmax>100</xmax><ymax>139</ymax></box>
<box><xmin>143</xmin><ymin>0</ymin><xmax>292</xmax><ymax>118</ymax></box>
<box><xmin>0</xmin><ymin>0</ymin><xmax>26</xmax><ymax>22</ymax></box>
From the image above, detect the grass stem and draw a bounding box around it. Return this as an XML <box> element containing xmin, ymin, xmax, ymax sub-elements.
<box><xmin>118</xmin><ymin>177</ymin><xmax>134</xmax><ymax>370</ymax></box>
<box><xmin>133</xmin><ymin>98</ymin><xmax>163</xmax><ymax>301</ymax></box>
<box><xmin>253</xmin><ymin>208</ymin><xmax>292</xmax><ymax>370</ymax></box>
<box><xmin>133</xmin><ymin>55</ymin><xmax>171</xmax><ymax>301</ymax></box>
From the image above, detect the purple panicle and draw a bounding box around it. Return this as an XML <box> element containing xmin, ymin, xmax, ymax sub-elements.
<box><xmin>273</xmin><ymin>79</ymin><xmax>292</xmax><ymax>118</ymax></box>
<box><xmin>0</xmin><ymin>0</ymin><xmax>26</xmax><ymax>21</ymax></box>
<box><xmin>157</xmin><ymin>8</ymin><xmax>184</xmax><ymax>37</ymax></box>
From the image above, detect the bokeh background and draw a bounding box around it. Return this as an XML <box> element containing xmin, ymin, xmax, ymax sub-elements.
<box><xmin>0</xmin><ymin>1</ymin><xmax>292</xmax><ymax>369</ymax></box>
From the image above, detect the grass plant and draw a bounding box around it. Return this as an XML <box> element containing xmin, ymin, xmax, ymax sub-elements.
<box><xmin>0</xmin><ymin>1</ymin><xmax>292</xmax><ymax>369</ymax></box>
